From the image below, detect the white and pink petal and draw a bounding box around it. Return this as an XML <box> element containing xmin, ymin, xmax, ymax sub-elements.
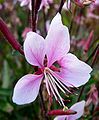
<box><xmin>54</xmin><ymin>101</ymin><xmax>85</xmax><ymax>120</ymax></box>
<box><xmin>45</xmin><ymin>13</ymin><xmax>70</xmax><ymax>67</ymax></box>
<box><xmin>12</xmin><ymin>74</ymin><xmax>43</xmax><ymax>105</ymax></box>
<box><xmin>68</xmin><ymin>100</ymin><xmax>85</xmax><ymax>120</ymax></box>
<box><xmin>24</xmin><ymin>32</ymin><xmax>45</xmax><ymax>68</ymax></box>
<box><xmin>58</xmin><ymin>53</ymin><xmax>92</xmax><ymax>87</ymax></box>
<box><xmin>54</xmin><ymin>116</ymin><xmax>67</xmax><ymax>120</ymax></box>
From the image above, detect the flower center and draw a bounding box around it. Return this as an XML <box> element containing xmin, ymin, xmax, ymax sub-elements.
<box><xmin>44</xmin><ymin>67</ymin><xmax>71</xmax><ymax>107</ymax></box>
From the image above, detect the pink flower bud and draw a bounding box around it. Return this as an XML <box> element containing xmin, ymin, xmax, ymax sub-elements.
<box><xmin>47</xmin><ymin>109</ymin><xmax>77</xmax><ymax>116</ymax></box>
<box><xmin>86</xmin><ymin>84</ymin><xmax>98</xmax><ymax>106</ymax></box>
<box><xmin>22</xmin><ymin>27</ymin><xmax>32</xmax><ymax>39</ymax></box>
<box><xmin>83</xmin><ymin>30</ymin><xmax>94</xmax><ymax>52</ymax></box>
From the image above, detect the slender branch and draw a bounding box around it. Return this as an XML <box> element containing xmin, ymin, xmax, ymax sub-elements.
<box><xmin>39</xmin><ymin>87</ymin><xmax>49</xmax><ymax>120</ymax></box>
<box><xmin>0</xmin><ymin>18</ymin><xmax>24</xmax><ymax>55</ymax></box>
<box><xmin>86</xmin><ymin>44</ymin><xmax>99</xmax><ymax>63</ymax></box>
<box><xmin>58</xmin><ymin>0</ymin><xmax>65</xmax><ymax>13</ymax></box>
<box><xmin>77</xmin><ymin>85</ymin><xmax>85</xmax><ymax>102</ymax></box>
<box><xmin>69</xmin><ymin>5</ymin><xmax>77</xmax><ymax>35</ymax></box>
<box><xmin>77</xmin><ymin>43</ymin><xmax>99</xmax><ymax>102</ymax></box>
<box><xmin>43</xmin><ymin>7</ymin><xmax>47</xmax><ymax>36</ymax></box>
<box><xmin>34</xmin><ymin>0</ymin><xmax>42</xmax><ymax>31</ymax></box>
<box><xmin>91</xmin><ymin>47</ymin><xmax>99</xmax><ymax>67</ymax></box>
<box><xmin>31</xmin><ymin>0</ymin><xmax>41</xmax><ymax>32</ymax></box>
<box><xmin>31</xmin><ymin>0</ymin><xmax>35</xmax><ymax>31</ymax></box>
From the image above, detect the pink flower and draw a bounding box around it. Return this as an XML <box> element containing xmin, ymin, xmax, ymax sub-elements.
<box><xmin>77</xmin><ymin>31</ymin><xmax>94</xmax><ymax>52</ymax></box>
<box><xmin>18</xmin><ymin>0</ymin><xmax>53</xmax><ymax>10</ymax></box>
<box><xmin>54</xmin><ymin>101</ymin><xmax>85</xmax><ymax>120</ymax></box>
<box><xmin>22</xmin><ymin>27</ymin><xmax>32</xmax><ymax>39</ymax></box>
<box><xmin>40</xmin><ymin>0</ymin><xmax>53</xmax><ymax>9</ymax></box>
<box><xmin>93</xmin><ymin>0</ymin><xmax>99</xmax><ymax>5</ymax></box>
<box><xmin>74</xmin><ymin>0</ymin><xmax>95</xmax><ymax>7</ymax></box>
<box><xmin>83</xmin><ymin>30</ymin><xmax>94</xmax><ymax>52</ymax></box>
<box><xmin>12</xmin><ymin>13</ymin><xmax>92</xmax><ymax>106</ymax></box>
<box><xmin>18</xmin><ymin>0</ymin><xmax>31</xmax><ymax>10</ymax></box>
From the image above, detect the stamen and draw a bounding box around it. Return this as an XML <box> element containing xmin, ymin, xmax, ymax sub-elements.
<box><xmin>47</xmin><ymin>74</ymin><xmax>65</xmax><ymax>107</ymax></box>
<box><xmin>47</xmin><ymin>75</ymin><xmax>58</xmax><ymax>101</ymax></box>
<box><xmin>44</xmin><ymin>73</ymin><xmax>51</xmax><ymax>95</ymax></box>
<box><xmin>47</xmin><ymin>74</ymin><xmax>62</xmax><ymax>106</ymax></box>
<box><xmin>49</xmin><ymin>73</ymin><xmax>66</xmax><ymax>94</ymax></box>
<box><xmin>48</xmin><ymin>68</ymin><xmax>76</xmax><ymax>88</ymax></box>
<box><xmin>52</xmin><ymin>74</ymin><xmax>72</xmax><ymax>94</ymax></box>
<box><xmin>44</xmin><ymin>68</ymin><xmax>77</xmax><ymax>107</ymax></box>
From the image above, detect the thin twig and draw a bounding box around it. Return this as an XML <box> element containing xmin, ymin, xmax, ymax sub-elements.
<box><xmin>69</xmin><ymin>5</ymin><xmax>77</xmax><ymax>35</ymax></box>
<box><xmin>43</xmin><ymin>7</ymin><xmax>47</xmax><ymax>36</ymax></box>
<box><xmin>39</xmin><ymin>87</ymin><xmax>49</xmax><ymax>120</ymax></box>
<box><xmin>91</xmin><ymin>47</ymin><xmax>99</xmax><ymax>67</ymax></box>
<box><xmin>77</xmin><ymin>85</ymin><xmax>85</xmax><ymax>102</ymax></box>
<box><xmin>0</xmin><ymin>18</ymin><xmax>24</xmax><ymax>55</ymax></box>
<box><xmin>58</xmin><ymin>0</ymin><xmax>65</xmax><ymax>13</ymax></box>
<box><xmin>86</xmin><ymin>44</ymin><xmax>99</xmax><ymax>63</ymax></box>
<box><xmin>77</xmin><ymin>43</ymin><xmax>99</xmax><ymax>102</ymax></box>
<box><xmin>31</xmin><ymin>0</ymin><xmax>35</xmax><ymax>31</ymax></box>
<box><xmin>31</xmin><ymin>0</ymin><xmax>42</xmax><ymax>32</ymax></box>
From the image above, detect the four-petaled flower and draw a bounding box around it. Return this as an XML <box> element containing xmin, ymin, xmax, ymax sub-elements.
<box><xmin>12</xmin><ymin>13</ymin><xmax>92</xmax><ymax>107</ymax></box>
<box><xmin>54</xmin><ymin>101</ymin><xmax>85</xmax><ymax>120</ymax></box>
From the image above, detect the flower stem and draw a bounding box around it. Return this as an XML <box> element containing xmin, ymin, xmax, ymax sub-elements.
<box><xmin>39</xmin><ymin>87</ymin><xmax>49</xmax><ymax>120</ymax></box>
<box><xmin>43</xmin><ymin>7</ymin><xmax>47</xmax><ymax>36</ymax></box>
<box><xmin>0</xmin><ymin>18</ymin><xmax>24</xmax><ymax>55</ymax></box>
<box><xmin>69</xmin><ymin>5</ymin><xmax>78</xmax><ymax>35</ymax></box>
<box><xmin>31</xmin><ymin>0</ymin><xmax>41</xmax><ymax>32</ymax></box>
<box><xmin>86</xmin><ymin>44</ymin><xmax>99</xmax><ymax>64</ymax></box>
<box><xmin>58</xmin><ymin>0</ymin><xmax>65</xmax><ymax>13</ymax></box>
<box><xmin>77</xmin><ymin>43</ymin><xmax>99</xmax><ymax>102</ymax></box>
<box><xmin>31</xmin><ymin>0</ymin><xmax>35</xmax><ymax>31</ymax></box>
<box><xmin>77</xmin><ymin>85</ymin><xmax>85</xmax><ymax>102</ymax></box>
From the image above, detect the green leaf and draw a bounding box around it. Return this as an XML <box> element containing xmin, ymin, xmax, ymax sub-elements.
<box><xmin>0</xmin><ymin>88</ymin><xmax>11</xmax><ymax>96</ymax></box>
<box><xmin>0</xmin><ymin>0</ymin><xmax>5</xmax><ymax>4</ymax></box>
<box><xmin>2</xmin><ymin>60</ymin><xmax>10</xmax><ymax>88</ymax></box>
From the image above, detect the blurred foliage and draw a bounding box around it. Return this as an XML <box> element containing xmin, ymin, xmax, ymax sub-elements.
<box><xmin>0</xmin><ymin>0</ymin><xmax>99</xmax><ymax>120</ymax></box>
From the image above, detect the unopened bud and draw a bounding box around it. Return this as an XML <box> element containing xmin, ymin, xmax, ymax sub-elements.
<box><xmin>84</xmin><ymin>30</ymin><xmax>94</xmax><ymax>52</ymax></box>
<box><xmin>47</xmin><ymin>109</ymin><xmax>77</xmax><ymax>116</ymax></box>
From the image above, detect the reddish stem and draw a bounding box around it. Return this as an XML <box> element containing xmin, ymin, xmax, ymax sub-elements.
<box><xmin>31</xmin><ymin>0</ymin><xmax>41</xmax><ymax>32</ymax></box>
<box><xmin>58</xmin><ymin>0</ymin><xmax>65</xmax><ymax>13</ymax></box>
<box><xmin>77</xmin><ymin>44</ymin><xmax>99</xmax><ymax>102</ymax></box>
<box><xmin>31</xmin><ymin>0</ymin><xmax>35</xmax><ymax>31</ymax></box>
<box><xmin>84</xmin><ymin>30</ymin><xmax>94</xmax><ymax>52</ymax></box>
<box><xmin>0</xmin><ymin>18</ymin><xmax>24</xmax><ymax>55</ymax></box>
<box><xmin>91</xmin><ymin>45</ymin><xmax>99</xmax><ymax>67</ymax></box>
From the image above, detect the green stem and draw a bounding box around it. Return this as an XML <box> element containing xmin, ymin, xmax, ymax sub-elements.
<box><xmin>77</xmin><ymin>44</ymin><xmax>99</xmax><ymax>102</ymax></box>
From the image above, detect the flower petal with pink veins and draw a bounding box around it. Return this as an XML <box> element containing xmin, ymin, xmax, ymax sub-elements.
<box><xmin>68</xmin><ymin>100</ymin><xmax>85</xmax><ymax>120</ymax></box>
<box><xmin>58</xmin><ymin>53</ymin><xmax>92</xmax><ymax>87</ymax></box>
<box><xmin>12</xmin><ymin>74</ymin><xmax>43</xmax><ymax>105</ymax></box>
<box><xmin>45</xmin><ymin>13</ymin><xmax>70</xmax><ymax>67</ymax></box>
<box><xmin>54</xmin><ymin>101</ymin><xmax>85</xmax><ymax>120</ymax></box>
<box><xmin>24</xmin><ymin>32</ymin><xmax>45</xmax><ymax>68</ymax></box>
